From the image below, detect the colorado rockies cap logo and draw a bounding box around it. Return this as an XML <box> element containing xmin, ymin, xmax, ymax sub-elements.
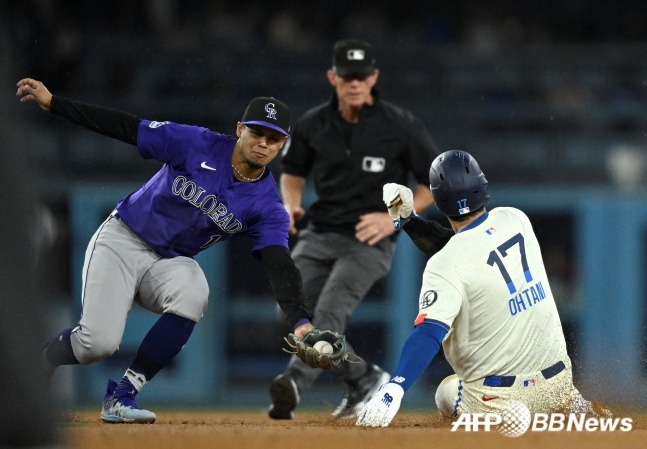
<box><xmin>420</xmin><ymin>290</ymin><xmax>438</xmax><ymax>309</ymax></box>
<box><xmin>241</xmin><ymin>96</ymin><xmax>290</xmax><ymax>136</ymax></box>
<box><xmin>264</xmin><ymin>103</ymin><xmax>278</xmax><ymax>120</ymax></box>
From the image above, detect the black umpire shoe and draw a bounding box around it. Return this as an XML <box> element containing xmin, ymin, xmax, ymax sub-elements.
<box><xmin>268</xmin><ymin>374</ymin><xmax>300</xmax><ymax>419</ymax></box>
<box><xmin>332</xmin><ymin>364</ymin><xmax>390</xmax><ymax>419</ymax></box>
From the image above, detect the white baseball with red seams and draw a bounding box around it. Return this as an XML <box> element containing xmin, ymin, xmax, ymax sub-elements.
<box><xmin>313</xmin><ymin>341</ymin><xmax>333</xmax><ymax>354</ymax></box>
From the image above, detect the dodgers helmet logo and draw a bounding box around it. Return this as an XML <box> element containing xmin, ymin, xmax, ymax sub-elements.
<box><xmin>265</xmin><ymin>103</ymin><xmax>277</xmax><ymax>120</ymax></box>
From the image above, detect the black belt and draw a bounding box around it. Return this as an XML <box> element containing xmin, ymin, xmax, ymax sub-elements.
<box><xmin>483</xmin><ymin>361</ymin><xmax>565</xmax><ymax>388</ymax></box>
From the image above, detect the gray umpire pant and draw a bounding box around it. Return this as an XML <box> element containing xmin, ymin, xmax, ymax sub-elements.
<box><xmin>283</xmin><ymin>229</ymin><xmax>394</xmax><ymax>393</ymax></box>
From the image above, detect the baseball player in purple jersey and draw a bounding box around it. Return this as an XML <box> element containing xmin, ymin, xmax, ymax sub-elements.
<box><xmin>17</xmin><ymin>78</ymin><xmax>318</xmax><ymax>423</ymax></box>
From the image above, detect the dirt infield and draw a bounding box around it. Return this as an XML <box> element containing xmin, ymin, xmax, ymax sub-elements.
<box><xmin>61</xmin><ymin>410</ymin><xmax>647</xmax><ymax>449</ymax></box>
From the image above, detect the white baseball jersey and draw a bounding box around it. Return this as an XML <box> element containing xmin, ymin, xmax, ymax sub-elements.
<box><xmin>416</xmin><ymin>207</ymin><xmax>569</xmax><ymax>382</ymax></box>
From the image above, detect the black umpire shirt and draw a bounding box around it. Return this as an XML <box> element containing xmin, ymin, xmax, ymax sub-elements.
<box><xmin>281</xmin><ymin>89</ymin><xmax>437</xmax><ymax>235</ymax></box>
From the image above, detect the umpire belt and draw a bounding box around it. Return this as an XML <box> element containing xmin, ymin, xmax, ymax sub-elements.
<box><xmin>483</xmin><ymin>361</ymin><xmax>565</xmax><ymax>387</ymax></box>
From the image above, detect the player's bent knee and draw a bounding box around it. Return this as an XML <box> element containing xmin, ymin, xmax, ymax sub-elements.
<box><xmin>435</xmin><ymin>374</ymin><xmax>461</xmax><ymax>418</ymax></box>
<box><xmin>165</xmin><ymin>290</ymin><xmax>209</xmax><ymax>323</ymax></box>
<box><xmin>71</xmin><ymin>331</ymin><xmax>120</xmax><ymax>364</ymax></box>
<box><xmin>162</xmin><ymin>273</ymin><xmax>209</xmax><ymax>322</ymax></box>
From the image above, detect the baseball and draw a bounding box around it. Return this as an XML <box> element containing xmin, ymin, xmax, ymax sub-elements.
<box><xmin>313</xmin><ymin>340</ymin><xmax>333</xmax><ymax>354</ymax></box>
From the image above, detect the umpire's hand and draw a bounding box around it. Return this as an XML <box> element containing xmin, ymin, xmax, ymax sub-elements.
<box><xmin>355</xmin><ymin>212</ymin><xmax>396</xmax><ymax>246</ymax></box>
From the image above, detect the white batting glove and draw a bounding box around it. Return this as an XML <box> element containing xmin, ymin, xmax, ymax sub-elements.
<box><xmin>383</xmin><ymin>183</ymin><xmax>414</xmax><ymax>229</ymax></box>
<box><xmin>355</xmin><ymin>382</ymin><xmax>404</xmax><ymax>427</ymax></box>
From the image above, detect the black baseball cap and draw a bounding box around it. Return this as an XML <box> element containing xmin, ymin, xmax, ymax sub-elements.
<box><xmin>331</xmin><ymin>39</ymin><xmax>377</xmax><ymax>77</ymax></box>
<box><xmin>241</xmin><ymin>97</ymin><xmax>291</xmax><ymax>136</ymax></box>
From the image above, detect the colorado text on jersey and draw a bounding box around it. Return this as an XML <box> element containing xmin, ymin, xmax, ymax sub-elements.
<box><xmin>171</xmin><ymin>176</ymin><xmax>244</xmax><ymax>233</ymax></box>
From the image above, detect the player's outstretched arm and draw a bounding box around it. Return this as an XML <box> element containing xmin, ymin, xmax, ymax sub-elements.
<box><xmin>255</xmin><ymin>245</ymin><xmax>312</xmax><ymax>329</ymax></box>
<box><xmin>16</xmin><ymin>78</ymin><xmax>52</xmax><ymax>112</ymax></box>
<box><xmin>402</xmin><ymin>216</ymin><xmax>454</xmax><ymax>259</ymax></box>
<box><xmin>17</xmin><ymin>78</ymin><xmax>141</xmax><ymax>145</ymax></box>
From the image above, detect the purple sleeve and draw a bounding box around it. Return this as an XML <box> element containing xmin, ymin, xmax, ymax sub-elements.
<box><xmin>248</xmin><ymin>203</ymin><xmax>290</xmax><ymax>252</ymax></box>
<box><xmin>137</xmin><ymin>119</ymin><xmax>208</xmax><ymax>166</ymax></box>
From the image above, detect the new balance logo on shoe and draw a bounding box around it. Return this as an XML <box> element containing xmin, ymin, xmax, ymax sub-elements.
<box><xmin>381</xmin><ymin>393</ymin><xmax>394</xmax><ymax>406</ymax></box>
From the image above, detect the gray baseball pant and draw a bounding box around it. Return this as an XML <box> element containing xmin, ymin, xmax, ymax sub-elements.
<box><xmin>71</xmin><ymin>214</ymin><xmax>209</xmax><ymax>364</ymax></box>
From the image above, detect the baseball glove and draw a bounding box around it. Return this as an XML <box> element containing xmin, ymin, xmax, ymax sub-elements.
<box><xmin>284</xmin><ymin>328</ymin><xmax>347</xmax><ymax>370</ymax></box>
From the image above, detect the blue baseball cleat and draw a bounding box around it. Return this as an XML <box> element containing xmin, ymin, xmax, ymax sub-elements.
<box><xmin>100</xmin><ymin>379</ymin><xmax>156</xmax><ymax>424</ymax></box>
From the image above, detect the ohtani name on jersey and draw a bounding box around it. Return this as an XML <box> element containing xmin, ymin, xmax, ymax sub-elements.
<box><xmin>171</xmin><ymin>176</ymin><xmax>244</xmax><ymax>233</ymax></box>
<box><xmin>508</xmin><ymin>280</ymin><xmax>547</xmax><ymax>316</ymax></box>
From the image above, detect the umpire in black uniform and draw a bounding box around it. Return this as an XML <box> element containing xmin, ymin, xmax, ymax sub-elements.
<box><xmin>269</xmin><ymin>39</ymin><xmax>438</xmax><ymax>419</ymax></box>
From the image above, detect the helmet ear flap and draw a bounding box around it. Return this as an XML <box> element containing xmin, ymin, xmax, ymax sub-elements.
<box><xmin>429</xmin><ymin>150</ymin><xmax>489</xmax><ymax>217</ymax></box>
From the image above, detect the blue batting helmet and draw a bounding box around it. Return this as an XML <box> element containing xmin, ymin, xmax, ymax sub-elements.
<box><xmin>429</xmin><ymin>150</ymin><xmax>489</xmax><ymax>217</ymax></box>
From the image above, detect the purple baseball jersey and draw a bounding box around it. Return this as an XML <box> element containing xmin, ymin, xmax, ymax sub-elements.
<box><xmin>114</xmin><ymin>120</ymin><xmax>289</xmax><ymax>258</ymax></box>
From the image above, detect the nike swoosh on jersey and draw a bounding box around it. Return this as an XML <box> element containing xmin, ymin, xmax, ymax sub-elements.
<box><xmin>481</xmin><ymin>395</ymin><xmax>499</xmax><ymax>401</ymax></box>
<box><xmin>201</xmin><ymin>161</ymin><xmax>217</xmax><ymax>171</ymax></box>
